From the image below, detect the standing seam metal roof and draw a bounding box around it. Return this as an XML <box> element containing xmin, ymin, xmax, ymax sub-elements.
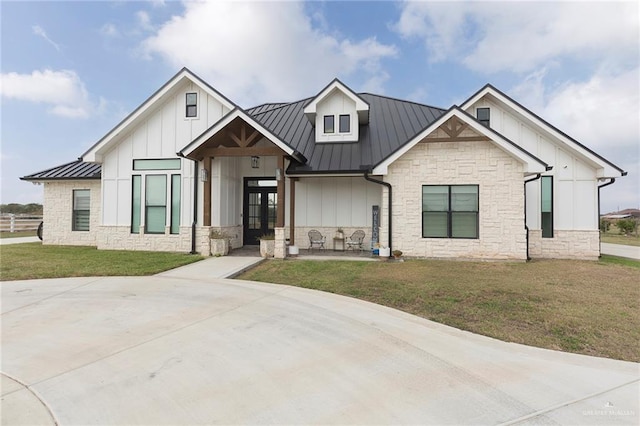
<box><xmin>246</xmin><ymin>94</ymin><xmax>447</xmax><ymax>174</ymax></box>
<box><xmin>20</xmin><ymin>160</ymin><xmax>101</xmax><ymax>181</ymax></box>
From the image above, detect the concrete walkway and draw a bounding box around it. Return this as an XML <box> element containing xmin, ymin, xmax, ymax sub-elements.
<box><xmin>601</xmin><ymin>243</ymin><xmax>640</xmax><ymax>260</ymax></box>
<box><xmin>2</xmin><ymin>274</ymin><xmax>638</xmax><ymax>425</ymax></box>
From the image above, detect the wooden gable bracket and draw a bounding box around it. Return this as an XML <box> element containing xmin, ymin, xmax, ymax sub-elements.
<box><xmin>427</xmin><ymin>116</ymin><xmax>491</xmax><ymax>143</ymax></box>
<box><xmin>228</xmin><ymin>124</ymin><xmax>261</xmax><ymax>148</ymax></box>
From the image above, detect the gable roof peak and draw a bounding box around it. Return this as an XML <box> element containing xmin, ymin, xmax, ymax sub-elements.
<box><xmin>303</xmin><ymin>78</ymin><xmax>370</xmax><ymax>124</ymax></box>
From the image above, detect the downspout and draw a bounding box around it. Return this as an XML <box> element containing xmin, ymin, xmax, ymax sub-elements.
<box><xmin>524</xmin><ymin>174</ymin><xmax>542</xmax><ymax>261</ymax></box>
<box><xmin>364</xmin><ymin>169</ymin><xmax>392</xmax><ymax>258</ymax></box>
<box><xmin>597</xmin><ymin>178</ymin><xmax>616</xmax><ymax>258</ymax></box>
<box><xmin>178</xmin><ymin>153</ymin><xmax>199</xmax><ymax>255</ymax></box>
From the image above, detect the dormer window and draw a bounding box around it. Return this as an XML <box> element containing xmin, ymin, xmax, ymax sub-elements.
<box><xmin>339</xmin><ymin>114</ymin><xmax>350</xmax><ymax>133</ymax></box>
<box><xmin>323</xmin><ymin>115</ymin><xmax>335</xmax><ymax>133</ymax></box>
<box><xmin>477</xmin><ymin>107</ymin><xmax>490</xmax><ymax>127</ymax></box>
<box><xmin>186</xmin><ymin>93</ymin><xmax>197</xmax><ymax>118</ymax></box>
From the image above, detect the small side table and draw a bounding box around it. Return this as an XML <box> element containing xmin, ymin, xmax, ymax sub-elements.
<box><xmin>333</xmin><ymin>237</ymin><xmax>345</xmax><ymax>251</ymax></box>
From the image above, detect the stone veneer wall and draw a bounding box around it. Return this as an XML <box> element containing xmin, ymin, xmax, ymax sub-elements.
<box><xmin>43</xmin><ymin>180</ymin><xmax>102</xmax><ymax>246</ymax></box>
<box><xmin>528</xmin><ymin>230</ymin><xmax>600</xmax><ymax>260</ymax></box>
<box><xmin>96</xmin><ymin>226</ymin><xmax>211</xmax><ymax>255</ymax></box>
<box><xmin>384</xmin><ymin>138</ymin><xmax>527</xmax><ymax>260</ymax></box>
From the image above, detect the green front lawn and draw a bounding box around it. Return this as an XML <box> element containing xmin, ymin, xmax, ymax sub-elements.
<box><xmin>0</xmin><ymin>243</ymin><xmax>203</xmax><ymax>281</ymax></box>
<box><xmin>0</xmin><ymin>231</ymin><xmax>37</xmax><ymax>239</ymax></box>
<box><xmin>238</xmin><ymin>257</ymin><xmax>640</xmax><ymax>362</ymax></box>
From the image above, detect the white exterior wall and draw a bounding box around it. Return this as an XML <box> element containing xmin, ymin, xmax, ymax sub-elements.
<box><xmin>42</xmin><ymin>180</ymin><xmax>101</xmax><ymax>246</ymax></box>
<box><xmin>315</xmin><ymin>91</ymin><xmax>359</xmax><ymax>143</ymax></box>
<box><xmin>100</xmin><ymin>80</ymin><xmax>230</xmax><ymax>239</ymax></box>
<box><xmin>467</xmin><ymin>98</ymin><xmax>600</xmax><ymax>232</ymax></box>
<box><xmin>385</xmin><ymin>133</ymin><xmax>527</xmax><ymax>260</ymax></box>
<box><xmin>293</xmin><ymin>177</ymin><xmax>381</xmax><ymax>249</ymax></box>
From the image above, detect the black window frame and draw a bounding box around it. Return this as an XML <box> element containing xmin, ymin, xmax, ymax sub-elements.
<box><xmin>186</xmin><ymin>92</ymin><xmax>197</xmax><ymax>118</ymax></box>
<box><xmin>422</xmin><ymin>185</ymin><xmax>479</xmax><ymax>239</ymax></box>
<box><xmin>339</xmin><ymin>114</ymin><xmax>350</xmax><ymax>133</ymax></box>
<box><xmin>72</xmin><ymin>189</ymin><xmax>90</xmax><ymax>232</ymax></box>
<box><xmin>323</xmin><ymin>115</ymin><xmax>335</xmax><ymax>133</ymax></box>
<box><xmin>477</xmin><ymin>107</ymin><xmax>490</xmax><ymax>127</ymax></box>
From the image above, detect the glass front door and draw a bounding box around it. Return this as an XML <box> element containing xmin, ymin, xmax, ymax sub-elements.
<box><xmin>243</xmin><ymin>178</ymin><xmax>277</xmax><ymax>245</ymax></box>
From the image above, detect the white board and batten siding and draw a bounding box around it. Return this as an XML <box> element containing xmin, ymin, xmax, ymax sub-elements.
<box><xmin>295</xmin><ymin>177</ymin><xmax>381</xmax><ymax>228</ymax></box>
<box><xmin>467</xmin><ymin>99</ymin><xmax>599</xmax><ymax>231</ymax></box>
<box><xmin>101</xmin><ymin>81</ymin><xmax>231</xmax><ymax>227</ymax></box>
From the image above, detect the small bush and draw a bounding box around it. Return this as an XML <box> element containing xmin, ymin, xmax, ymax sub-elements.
<box><xmin>600</xmin><ymin>219</ymin><xmax>611</xmax><ymax>233</ymax></box>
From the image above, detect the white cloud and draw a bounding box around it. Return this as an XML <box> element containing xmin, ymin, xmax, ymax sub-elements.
<box><xmin>141</xmin><ymin>1</ymin><xmax>397</xmax><ymax>105</ymax></box>
<box><xmin>394</xmin><ymin>1</ymin><xmax>639</xmax><ymax>74</ymax></box>
<box><xmin>136</xmin><ymin>10</ymin><xmax>154</xmax><ymax>32</ymax></box>
<box><xmin>0</xmin><ymin>69</ymin><xmax>92</xmax><ymax>118</ymax></box>
<box><xmin>32</xmin><ymin>25</ymin><xmax>61</xmax><ymax>52</ymax></box>
<box><xmin>101</xmin><ymin>23</ymin><xmax>120</xmax><ymax>37</ymax></box>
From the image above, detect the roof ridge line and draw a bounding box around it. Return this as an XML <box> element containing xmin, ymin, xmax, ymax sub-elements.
<box><xmin>358</xmin><ymin>92</ymin><xmax>447</xmax><ymax>111</ymax></box>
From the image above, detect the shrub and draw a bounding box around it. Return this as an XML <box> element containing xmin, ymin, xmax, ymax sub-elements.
<box><xmin>600</xmin><ymin>219</ymin><xmax>611</xmax><ymax>233</ymax></box>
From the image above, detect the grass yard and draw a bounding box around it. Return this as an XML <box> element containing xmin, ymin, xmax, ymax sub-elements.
<box><xmin>0</xmin><ymin>243</ymin><xmax>203</xmax><ymax>281</ymax></box>
<box><xmin>238</xmin><ymin>256</ymin><xmax>640</xmax><ymax>362</ymax></box>
<box><xmin>0</xmin><ymin>230</ymin><xmax>37</xmax><ymax>239</ymax></box>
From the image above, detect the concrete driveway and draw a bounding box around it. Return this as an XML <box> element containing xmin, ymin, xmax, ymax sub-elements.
<box><xmin>2</xmin><ymin>275</ymin><xmax>638</xmax><ymax>425</ymax></box>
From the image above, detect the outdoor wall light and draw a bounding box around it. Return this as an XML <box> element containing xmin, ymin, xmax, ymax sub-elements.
<box><xmin>251</xmin><ymin>156</ymin><xmax>260</xmax><ymax>168</ymax></box>
<box><xmin>275</xmin><ymin>167</ymin><xmax>282</xmax><ymax>181</ymax></box>
<box><xmin>199</xmin><ymin>168</ymin><xmax>208</xmax><ymax>182</ymax></box>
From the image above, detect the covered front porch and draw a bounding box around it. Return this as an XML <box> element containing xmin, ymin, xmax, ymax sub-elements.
<box><xmin>180</xmin><ymin>110</ymin><xmax>384</xmax><ymax>258</ymax></box>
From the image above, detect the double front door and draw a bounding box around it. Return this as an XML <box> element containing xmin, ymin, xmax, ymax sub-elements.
<box><xmin>243</xmin><ymin>178</ymin><xmax>277</xmax><ymax>245</ymax></box>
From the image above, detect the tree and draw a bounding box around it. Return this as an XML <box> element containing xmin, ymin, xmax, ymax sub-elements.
<box><xmin>616</xmin><ymin>219</ymin><xmax>638</xmax><ymax>236</ymax></box>
<box><xmin>600</xmin><ymin>219</ymin><xmax>611</xmax><ymax>233</ymax></box>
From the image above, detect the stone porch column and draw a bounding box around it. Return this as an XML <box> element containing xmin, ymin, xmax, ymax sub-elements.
<box><xmin>274</xmin><ymin>227</ymin><xmax>286</xmax><ymax>259</ymax></box>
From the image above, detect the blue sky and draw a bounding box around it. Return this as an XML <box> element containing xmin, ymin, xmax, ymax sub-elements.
<box><xmin>1</xmin><ymin>0</ymin><xmax>638</xmax><ymax>213</ymax></box>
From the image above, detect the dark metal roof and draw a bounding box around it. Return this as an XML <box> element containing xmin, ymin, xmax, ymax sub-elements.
<box><xmin>21</xmin><ymin>160</ymin><xmax>101</xmax><ymax>181</ymax></box>
<box><xmin>246</xmin><ymin>94</ymin><xmax>446</xmax><ymax>174</ymax></box>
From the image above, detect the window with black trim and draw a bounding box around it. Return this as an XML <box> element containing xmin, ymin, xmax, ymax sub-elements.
<box><xmin>422</xmin><ymin>185</ymin><xmax>479</xmax><ymax>239</ymax></box>
<box><xmin>186</xmin><ymin>92</ymin><xmax>197</xmax><ymax>118</ymax></box>
<box><xmin>339</xmin><ymin>114</ymin><xmax>350</xmax><ymax>133</ymax></box>
<box><xmin>541</xmin><ymin>176</ymin><xmax>553</xmax><ymax>238</ymax></box>
<box><xmin>72</xmin><ymin>189</ymin><xmax>90</xmax><ymax>231</ymax></box>
<box><xmin>477</xmin><ymin>107</ymin><xmax>490</xmax><ymax>127</ymax></box>
<box><xmin>323</xmin><ymin>115</ymin><xmax>334</xmax><ymax>133</ymax></box>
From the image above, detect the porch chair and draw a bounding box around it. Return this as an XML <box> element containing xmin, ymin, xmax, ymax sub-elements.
<box><xmin>308</xmin><ymin>229</ymin><xmax>326</xmax><ymax>251</ymax></box>
<box><xmin>346</xmin><ymin>230</ymin><xmax>365</xmax><ymax>252</ymax></box>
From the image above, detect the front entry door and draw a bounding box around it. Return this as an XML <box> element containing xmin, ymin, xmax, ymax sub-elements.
<box><xmin>243</xmin><ymin>178</ymin><xmax>277</xmax><ymax>245</ymax></box>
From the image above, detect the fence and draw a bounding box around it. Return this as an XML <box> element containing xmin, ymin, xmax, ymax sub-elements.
<box><xmin>0</xmin><ymin>214</ymin><xmax>43</xmax><ymax>233</ymax></box>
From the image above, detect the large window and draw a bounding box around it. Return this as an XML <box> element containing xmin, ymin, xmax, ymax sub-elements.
<box><xmin>131</xmin><ymin>167</ymin><xmax>181</xmax><ymax>235</ymax></box>
<box><xmin>145</xmin><ymin>175</ymin><xmax>167</xmax><ymax>234</ymax></box>
<box><xmin>72</xmin><ymin>189</ymin><xmax>90</xmax><ymax>231</ymax></box>
<box><xmin>422</xmin><ymin>185</ymin><xmax>479</xmax><ymax>239</ymax></box>
<box><xmin>541</xmin><ymin>176</ymin><xmax>553</xmax><ymax>238</ymax></box>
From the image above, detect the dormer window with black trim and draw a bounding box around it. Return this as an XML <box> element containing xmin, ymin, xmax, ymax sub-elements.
<box><xmin>339</xmin><ymin>114</ymin><xmax>350</xmax><ymax>133</ymax></box>
<box><xmin>477</xmin><ymin>107</ymin><xmax>490</xmax><ymax>127</ymax></box>
<box><xmin>186</xmin><ymin>93</ymin><xmax>197</xmax><ymax>118</ymax></box>
<box><xmin>324</xmin><ymin>115</ymin><xmax>335</xmax><ymax>133</ymax></box>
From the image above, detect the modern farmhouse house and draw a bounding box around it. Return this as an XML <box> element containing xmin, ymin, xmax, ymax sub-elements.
<box><xmin>22</xmin><ymin>68</ymin><xmax>626</xmax><ymax>260</ymax></box>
